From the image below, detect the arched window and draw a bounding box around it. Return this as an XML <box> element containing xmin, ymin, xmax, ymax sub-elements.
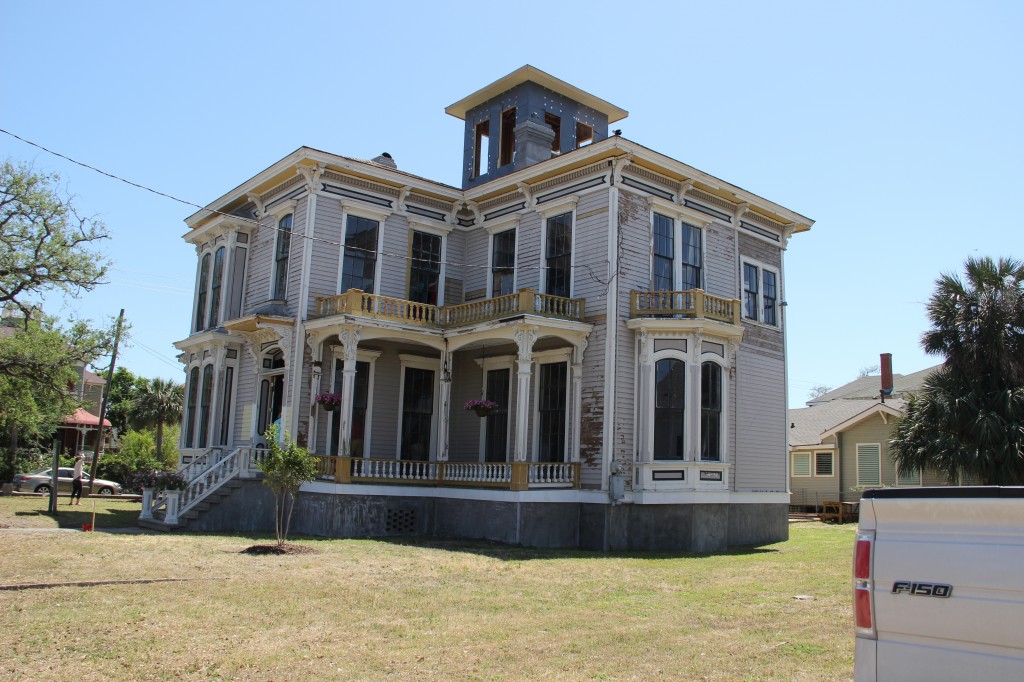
<box><xmin>207</xmin><ymin>246</ymin><xmax>225</xmax><ymax>328</ymax></box>
<box><xmin>198</xmin><ymin>364</ymin><xmax>214</xmax><ymax>448</ymax></box>
<box><xmin>257</xmin><ymin>349</ymin><xmax>286</xmax><ymax>439</ymax></box>
<box><xmin>195</xmin><ymin>253</ymin><xmax>211</xmax><ymax>332</ymax></box>
<box><xmin>184</xmin><ymin>366</ymin><xmax>199</xmax><ymax>447</ymax></box>
<box><xmin>653</xmin><ymin>358</ymin><xmax>685</xmax><ymax>460</ymax></box>
<box><xmin>701</xmin><ymin>361</ymin><xmax>723</xmax><ymax>461</ymax></box>
<box><xmin>273</xmin><ymin>214</ymin><xmax>292</xmax><ymax>300</ymax></box>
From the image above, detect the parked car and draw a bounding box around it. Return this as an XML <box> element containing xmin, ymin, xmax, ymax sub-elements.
<box><xmin>12</xmin><ymin>467</ymin><xmax>123</xmax><ymax>496</ymax></box>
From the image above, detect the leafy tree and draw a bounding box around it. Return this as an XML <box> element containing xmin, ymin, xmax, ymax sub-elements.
<box><xmin>891</xmin><ymin>257</ymin><xmax>1024</xmax><ymax>485</ymax></box>
<box><xmin>130</xmin><ymin>377</ymin><xmax>184</xmax><ymax>460</ymax></box>
<box><xmin>98</xmin><ymin>430</ymin><xmax>161</xmax><ymax>491</ymax></box>
<box><xmin>0</xmin><ymin>160</ymin><xmax>109</xmax><ymax>319</ymax></box>
<box><xmin>105</xmin><ymin>367</ymin><xmax>148</xmax><ymax>434</ymax></box>
<box><xmin>256</xmin><ymin>424</ymin><xmax>318</xmax><ymax>546</ymax></box>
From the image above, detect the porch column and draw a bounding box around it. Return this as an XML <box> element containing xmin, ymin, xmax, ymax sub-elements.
<box><xmin>569</xmin><ymin>338</ymin><xmax>587</xmax><ymax>462</ymax></box>
<box><xmin>307</xmin><ymin>333</ymin><xmax>326</xmax><ymax>451</ymax></box>
<box><xmin>437</xmin><ymin>349</ymin><xmax>453</xmax><ymax>461</ymax></box>
<box><xmin>637</xmin><ymin>330</ymin><xmax>654</xmax><ymax>462</ymax></box>
<box><xmin>336</xmin><ymin>326</ymin><xmax>359</xmax><ymax>457</ymax></box>
<box><xmin>513</xmin><ymin>326</ymin><xmax>537</xmax><ymax>462</ymax></box>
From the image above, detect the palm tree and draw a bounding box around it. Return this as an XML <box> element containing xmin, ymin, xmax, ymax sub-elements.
<box><xmin>891</xmin><ymin>257</ymin><xmax>1024</xmax><ymax>485</ymax></box>
<box><xmin>131</xmin><ymin>378</ymin><xmax>185</xmax><ymax>460</ymax></box>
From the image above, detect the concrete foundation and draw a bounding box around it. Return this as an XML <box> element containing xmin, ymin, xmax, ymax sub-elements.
<box><xmin>186</xmin><ymin>481</ymin><xmax>788</xmax><ymax>552</ymax></box>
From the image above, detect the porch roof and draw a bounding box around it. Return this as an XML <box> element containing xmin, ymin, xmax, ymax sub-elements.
<box><xmin>62</xmin><ymin>408</ymin><xmax>111</xmax><ymax>427</ymax></box>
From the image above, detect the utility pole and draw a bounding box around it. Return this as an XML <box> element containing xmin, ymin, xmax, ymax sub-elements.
<box><xmin>87</xmin><ymin>309</ymin><xmax>124</xmax><ymax>495</ymax></box>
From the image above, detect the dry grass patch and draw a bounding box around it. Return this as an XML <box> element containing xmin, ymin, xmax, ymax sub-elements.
<box><xmin>0</xmin><ymin>499</ymin><xmax>856</xmax><ymax>681</ymax></box>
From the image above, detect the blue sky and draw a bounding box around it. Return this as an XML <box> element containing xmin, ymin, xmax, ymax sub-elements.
<box><xmin>2</xmin><ymin>1</ymin><xmax>1021</xmax><ymax>407</ymax></box>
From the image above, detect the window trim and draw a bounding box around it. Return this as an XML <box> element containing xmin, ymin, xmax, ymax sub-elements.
<box><xmin>699</xmin><ymin>358</ymin><xmax>724</xmax><ymax>462</ymax></box>
<box><xmin>207</xmin><ymin>245</ymin><xmax>226</xmax><ymax>329</ymax></box>
<box><xmin>537</xmin><ymin>198</ymin><xmax>578</xmax><ymax>298</ymax></box>
<box><xmin>195</xmin><ymin>252</ymin><xmax>211</xmax><ymax>333</ymax></box>
<box><xmin>530</xmin><ymin>348</ymin><xmax>572</xmax><ymax>463</ymax></box>
<box><xmin>649</xmin><ymin>199</ymin><xmax>712</xmax><ymax>293</ymax></box>
<box><xmin>499</xmin><ymin>107</ymin><xmax>516</xmax><ymax>167</ymax></box>
<box><xmin>396</xmin><ymin>354</ymin><xmax>441</xmax><ymax>460</ymax></box>
<box><xmin>473</xmin><ymin>119</ymin><xmax>490</xmax><ymax>179</ymax></box>
<box><xmin>814</xmin><ymin>450</ymin><xmax>835</xmax><ymax>477</ymax></box>
<box><xmin>740</xmin><ymin>257</ymin><xmax>781</xmax><ymax>328</ymax></box>
<box><xmin>475</xmin><ymin>354</ymin><xmax>515</xmax><ymax>462</ymax></box>
<box><xmin>337</xmin><ymin>201</ymin><xmax>389</xmax><ymax>296</ymax></box>
<box><xmin>488</xmin><ymin>224</ymin><xmax>518</xmax><ymax>298</ymax></box>
<box><xmin>792</xmin><ymin>452</ymin><xmax>812</xmax><ymax>478</ymax></box>
<box><xmin>328</xmin><ymin>349</ymin><xmax>380</xmax><ymax>458</ymax></box>
<box><xmin>271</xmin><ymin>213</ymin><xmax>293</xmax><ymax>301</ymax></box>
<box><xmin>406</xmin><ymin>227</ymin><xmax>446</xmax><ymax>306</ymax></box>
<box><xmin>856</xmin><ymin>442</ymin><xmax>882</xmax><ymax>486</ymax></box>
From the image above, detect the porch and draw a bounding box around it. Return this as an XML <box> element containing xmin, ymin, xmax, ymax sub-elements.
<box><xmin>312</xmin><ymin>455</ymin><xmax>580</xmax><ymax>490</ymax></box>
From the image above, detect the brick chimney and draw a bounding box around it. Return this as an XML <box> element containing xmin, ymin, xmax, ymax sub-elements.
<box><xmin>880</xmin><ymin>353</ymin><xmax>893</xmax><ymax>402</ymax></box>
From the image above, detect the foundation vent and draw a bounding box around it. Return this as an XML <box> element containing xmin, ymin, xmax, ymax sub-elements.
<box><xmin>386</xmin><ymin>508</ymin><xmax>417</xmax><ymax>534</ymax></box>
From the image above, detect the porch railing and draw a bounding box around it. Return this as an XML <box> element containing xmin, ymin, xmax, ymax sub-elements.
<box><xmin>630</xmin><ymin>289</ymin><xmax>741</xmax><ymax>325</ymax></box>
<box><xmin>313</xmin><ymin>456</ymin><xmax>580</xmax><ymax>490</ymax></box>
<box><xmin>315</xmin><ymin>288</ymin><xmax>585</xmax><ymax>328</ymax></box>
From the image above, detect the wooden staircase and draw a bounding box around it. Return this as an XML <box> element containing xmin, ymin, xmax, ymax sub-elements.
<box><xmin>137</xmin><ymin>478</ymin><xmax>243</xmax><ymax>532</ymax></box>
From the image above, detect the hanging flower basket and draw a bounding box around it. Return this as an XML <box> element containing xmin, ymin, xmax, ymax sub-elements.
<box><xmin>315</xmin><ymin>392</ymin><xmax>342</xmax><ymax>411</ymax></box>
<box><xmin>465</xmin><ymin>399</ymin><xmax>498</xmax><ymax>417</ymax></box>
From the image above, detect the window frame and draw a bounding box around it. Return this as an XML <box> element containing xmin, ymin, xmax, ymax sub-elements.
<box><xmin>499</xmin><ymin>107</ymin><xmax>516</xmax><ymax>167</ymax></box>
<box><xmin>406</xmin><ymin>222</ymin><xmax>448</xmax><ymax>306</ymax></box>
<box><xmin>195</xmin><ymin>252</ymin><xmax>211</xmax><ymax>333</ymax></box>
<box><xmin>531</xmin><ymin>349</ymin><xmax>572</xmax><ymax>463</ymax></box>
<box><xmin>650</xmin><ymin>200</ymin><xmax>710</xmax><ymax>293</ymax></box>
<box><xmin>396</xmin><ymin>354</ymin><xmax>441</xmax><ymax>460</ymax></box>
<box><xmin>272</xmin><ymin>213</ymin><xmax>293</xmax><ymax>301</ymax></box>
<box><xmin>337</xmin><ymin>201</ymin><xmax>390</xmax><ymax>296</ymax></box>
<box><xmin>814</xmin><ymin>451</ymin><xmax>835</xmax><ymax>477</ymax></box>
<box><xmin>740</xmin><ymin>257</ymin><xmax>781</xmax><ymax>327</ymax></box>
<box><xmin>537</xmin><ymin>198</ymin><xmax>578</xmax><ymax>298</ymax></box>
<box><xmin>476</xmin><ymin>354</ymin><xmax>515</xmax><ymax>462</ymax></box>
<box><xmin>473</xmin><ymin>119</ymin><xmax>490</xmax><ymax>179</ymax></box>
<box><xmin>700</xmin><ymin>360</ymin><xmax>723</xmax><ymax>462</ymax></box>
<box><xmin>791</xmin><ymin>452</ymin><xmax>812</xmax><ymax>478</ymax></box>
<box><xmin>207</xmin><ymin>245</ymin><xmax>225</xmax><ymax>329</ymax></box>
<box><xmin>856</xmin><ymin>443</ymin><xmax>882</xmax><ymax>486</ymax></box>
<box><xmin>652</xmin><ymin>353</ymin><xmax>687</xmax><ymax>462</ymax></box>
<box><xmin>488</xmin><ymin>222</ymin><xmax>518</xmax><ymax>298</ymax></box>
<box><xmin>328</xmin><ymin>349</ymin><xmax>380</xmax><ymax>458</ymax></box>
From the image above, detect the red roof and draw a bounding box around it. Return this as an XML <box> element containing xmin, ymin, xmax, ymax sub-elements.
<box><xmin>62</xmin><ymin>408</ymin><xmax>112</xmax><ymax>427</ymax></box>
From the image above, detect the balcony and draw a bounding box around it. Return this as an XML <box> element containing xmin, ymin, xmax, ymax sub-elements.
<box><xmin>630</xmin><ymin>290</ymin><xmax>740</xmax><ymax>325</ymax></box>
<box><xmin>313</xmin><ymin>456</ymin><xmax>580</xmax><ymax>490</ymax></box>
<box><xmin>314</xmin><ymin>289</ymin><xmax>586</xmax><ymax>328</ymax></box>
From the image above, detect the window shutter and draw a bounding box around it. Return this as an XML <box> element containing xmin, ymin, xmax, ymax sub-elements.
<box><xmin>857</xmin><ymin>444</ymin><xmax>881</xmax><ymax>485</ymax></box>
<box><xmin>815</xmin><ymin>452</ymin><xmax>833</xmax><ymax>476</ymax></box>
<box><xmin>897</xmin><ymin>466</ymin><xmax>920</xmax><ymax>486</ymax></box>
<box><xmin>792</xmin><ymin>453</ymin><xmax>811</xmax><ymax>477</ymax></box>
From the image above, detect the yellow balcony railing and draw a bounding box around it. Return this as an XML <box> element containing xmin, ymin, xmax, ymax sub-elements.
<box><xmin>630</xmin><ymin>289</ymin><xmax>741</xmax><ymax>325</ymax></box>
<box><xmin>315</xmin><ymin>289</ymin><xmax>585</xmax><ymax>327</ymax></box>
<box><xmin>312</xmin><ymin>456</ymin><xmax>580</xmax><ymax>490</ymax></box>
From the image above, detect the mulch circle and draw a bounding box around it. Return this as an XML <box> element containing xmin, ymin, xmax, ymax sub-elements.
<box><xmin>242</xmin><ymin>544</ymin><xmax>317</xmax><ymax>555</ymax></box>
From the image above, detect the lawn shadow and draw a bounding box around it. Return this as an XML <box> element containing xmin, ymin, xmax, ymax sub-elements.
<box><xmin>14</xmin><ymin>507</ymin><xmax>140</xmax><ymax>528</ymax></box>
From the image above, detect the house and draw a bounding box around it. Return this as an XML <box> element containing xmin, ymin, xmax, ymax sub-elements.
<box><xmin>165</xmin><ymin>66</ymin><xmax>814</xmax><ymax>551</ymax></box>
<box><xmin>788</xmin><ymin>358</ymin><xmax>958</xmax><ymax>510</ymax></box>
<box><xmin>56</xmin><ymin>366</ymin><xmax>113</xmax><ymax>458</ymax></box>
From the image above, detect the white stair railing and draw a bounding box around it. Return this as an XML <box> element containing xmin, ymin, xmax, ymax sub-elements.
<box><xmin>177</xmin><ymin>446</ymin><xmax>268</xmax><ymax>517</ymax></box>
<box><xmin>177</xmin><ymin>447</ymin><xmax>229</xmax><ymax>481</ymax></box>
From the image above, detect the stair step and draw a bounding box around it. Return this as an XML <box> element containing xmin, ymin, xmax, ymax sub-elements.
<box><xmin>137</xmin><ymin>518</ymin><xmax>176</xmax><ymax>532</ymax></box>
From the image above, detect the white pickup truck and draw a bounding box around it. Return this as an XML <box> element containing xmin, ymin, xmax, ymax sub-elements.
<box><xmin>853</xmin><ymin>487</ymin><xmax>1024</xmax><ymax>681</ymax></box>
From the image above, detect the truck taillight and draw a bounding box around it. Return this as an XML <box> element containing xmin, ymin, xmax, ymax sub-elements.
<box><xmin>854</xmin><ymin>531</ymin><xmax>876</xmax><ymax>638</ymax></box>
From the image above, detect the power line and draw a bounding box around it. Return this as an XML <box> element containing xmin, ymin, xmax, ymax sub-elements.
<box><xmin>0</xmin><ymin>127</ymin><xmax>615</xmax><ymax>283</ymax></box>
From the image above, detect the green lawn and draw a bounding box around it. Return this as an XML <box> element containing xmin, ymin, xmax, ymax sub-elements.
<box><xmin>0</xmin><ymin>497</ymin><xmax>856</xmax><ymax>681</ymax></box>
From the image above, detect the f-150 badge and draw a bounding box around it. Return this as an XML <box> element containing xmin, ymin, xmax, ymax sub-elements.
<box><xmin>891</xmin><ymin>581</ymin><xmax>953</xmax><ymax>597</ymax></box>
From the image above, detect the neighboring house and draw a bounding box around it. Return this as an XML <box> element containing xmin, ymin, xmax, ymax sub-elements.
<box><xmin>168</xmin><ymin>66</ymin><xmax>814</xmax><ymax>551</ymax></box>
<box><xmin>788</xmin><ymin>363</ymin><xmax>962</xmax><ymax>509</ymax></box>
<box><xmin>56</xmin><ymin>366</ymin><xmax>112</xmax><ymax>458</ymax></box>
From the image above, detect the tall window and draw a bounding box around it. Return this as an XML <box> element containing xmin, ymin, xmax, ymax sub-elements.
<box><xmin>700</xmin><ymin>362</ymin><xmax>722</xmax><ymax>461</ymax></box>
<box><xmin>184</xmin><ymin>366</ymin><xmax>199</xmax><ymax>447</ymax></box>
<box><xmin>545</xmin><ymin>212</ymin><xmax>572</xmax><ymax>298</ymax></box>
<box><xmin>473</xmin><ymin>120</ymin><xmax>489</xmax><ymax>178</ymax></box>
<box><xmin>400</xmin><ymin>367</ymin><xmax>434</xmax><ymax>460</ymax></box>
<box><xmin>653</xmin><ymin>213</ymin><xmax>674</xmax><ymax>291</ymax></box>
<box><xmin>329</xmin><ymin>359</ymin><xmax>370</xmax><ymax>457</ymax></box>
<box><xmin>491</xmin><ymin>229</ymin><xmax>516</xmax><ymax>296</ymax></box>
<box><xmin>219</xmin><ymin>366</ymin><xmax>234</xmax><ymax>446</ymax></box>
<box><xmin>198</xmin><ymin>364</ymin><xmax>214</xmax><ymax>448</ymax></box>
<box><xmin>743</xmin><ymin>263</ymin><xmax>759</xmax><ymax>321</ymax></box>
<box><xmin>195</xmin><ymin>253</ymin><xmax>210</xmax><ymax>332</ymax></box>
<box><xmin>653</xmin><ymin>358</ymin><xmax>685</xmax><ymax>460</ymax></box>
<box><xmin>762</xmin><ymin>269</ymin><xmax>778</xmax><ymax>325</ymax></box>
<box><xmin>742</xmin><ymin>260</ymin><xmax>779</xmax><ymax>326</ymax></box>
<box><xmin>537</xmin><ymin>362</ymin><xmax>567</xmax><ymax>462</ymax></box>
<box><xmin>499</xmin><ymin>108</ymin><xmax>516</xmax><ymax>167</ymax></box>
<box><xmin>207</xmin><ymin>246</ymin><xmax>225</xmax><ymax>328</ymax></box>
<box><xmin>273</xmin><ymin>214</ymin><xmax>292</xmax><ymax>300</ymax></box>
<box><xmin>409</xmin><ymin>231</ymin><xmax>442</xmax><ymax>305</ymax></box>
<box><xmin>680</xmin><ymin>223</ymin><xmax>702</xmax><ymax>291</ymax></box>
<box><xmin>341</xmin><ymin>215</ymin><xmax>379</xmax><ymax>293</ymax></box>
<box><xmin>485</xmin><ymin>368</ymin><xmax>510</xmax><ymax>462</ymax></box>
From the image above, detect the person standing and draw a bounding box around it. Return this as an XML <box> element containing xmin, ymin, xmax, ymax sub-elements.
<box><xmin>69</xmin><ymin>453</ymin><xmax>85</xmax><ymax>506</ymax></box>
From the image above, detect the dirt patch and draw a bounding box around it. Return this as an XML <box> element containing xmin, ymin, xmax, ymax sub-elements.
<box><xmin>241</xmin><ymin>544</ymin><xmax>317</xmax><ymax>555</ymax></box>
